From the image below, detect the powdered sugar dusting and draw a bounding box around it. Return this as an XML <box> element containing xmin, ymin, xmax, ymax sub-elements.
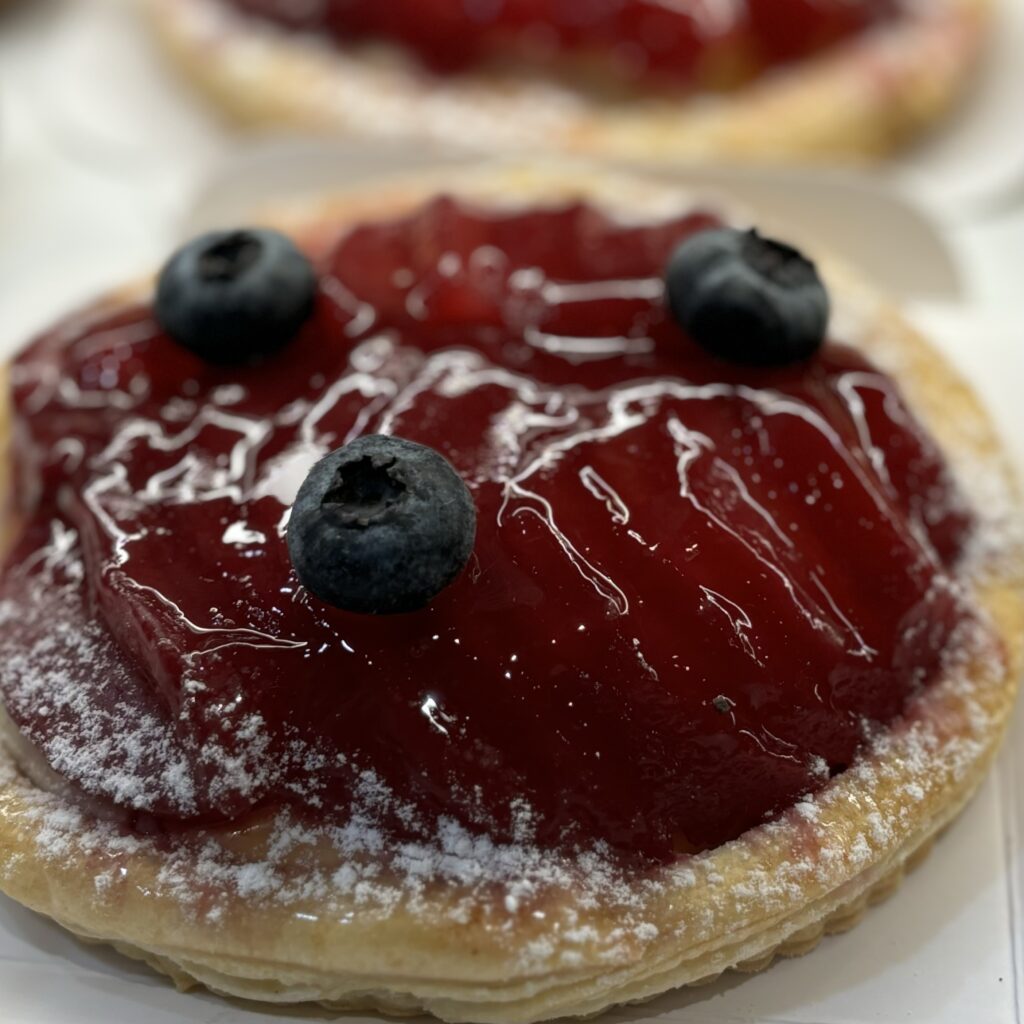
<box><xmin>0</xmin><ymin>596</ymin><xmax>1009</xmax><ymax>973</ymax></box>
<box><xmin>0</xmin><ymin>523</ymin><xmax>334</xmax><ymax>821</ymax></box>
<box><xmin>665</xmin><ymin>611</ymin><xmax>1009</xmax><ymax>927</ymax></box>
<box><xmin>0</xmin><ymin>740</ymin><xmax>669</xmax><ymax>969</ymax></box>
<box><xmin>0</xmin><ymin>537</ymin><xmax>200</xmax><ymax>815</ymax></box>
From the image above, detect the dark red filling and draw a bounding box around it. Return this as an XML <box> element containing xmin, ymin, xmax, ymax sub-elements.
<box><xmin>0</xmin><ymin>198</ymin><xmax>971</xmax><ymax>862</ymax></box>
<box><xmin>225</xmin><ymin>0</ymin><xmax>899</xmax><ymax>91</ymax></box>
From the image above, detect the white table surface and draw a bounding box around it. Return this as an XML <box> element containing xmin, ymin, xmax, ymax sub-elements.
<box><xmin>0</xmin><ymin>2</ymin><xmax>1023</xmax><ymax>1022</ymax></box>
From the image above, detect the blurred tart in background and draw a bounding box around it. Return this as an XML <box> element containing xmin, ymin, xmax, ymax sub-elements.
<box><xmin>151</xmin><ymin>0</ymin><xmax>990</xmax><ymax>162</ymax></box>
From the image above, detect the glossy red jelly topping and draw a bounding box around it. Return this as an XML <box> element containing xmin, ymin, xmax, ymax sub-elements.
<box><xmin>0</xmin><ymin>198</ymin><xmax>971</xmax><ymax>862</ymax></box>
<box><xmin>227</xmin><ymin>0</ymin><xmax>899</xmax><ymax>91</ymax></box>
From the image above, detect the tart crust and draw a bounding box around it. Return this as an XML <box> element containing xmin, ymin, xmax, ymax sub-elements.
<box><xmin>149</xmin><ymin>0</ymin><xmax>989</xmax><ymax>161</ymax></box>
<box><xmin>0</xmin><ymin>165</ymin><xmax>1021</xmax><ymax>1023</ymax></box>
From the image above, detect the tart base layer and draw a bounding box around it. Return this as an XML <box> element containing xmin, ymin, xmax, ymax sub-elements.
<box><xmin>0</xmin><ymin>165</ymin><xmax>1021</xmax><ymax>1023</ymax></box>
<box><xmin>149</xmin><ymin>0</ymin><xmax>989</xmax><ymax>162</ymax></box>
<box><xmin>12</xmin><ymin>801</ymin><xmax>943</xmax><ymax>1016</ymax></box>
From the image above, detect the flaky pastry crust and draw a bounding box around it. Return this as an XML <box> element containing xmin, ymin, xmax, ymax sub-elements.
<box><xmin>149</xmin><ymin>0</ymin><xmax>989</xmax><ymax>162</ymax></box>
<box><xmin>0</xmin><ymin>165</ymin><xmax>1021</xmax><ymax>1023</ymax></box>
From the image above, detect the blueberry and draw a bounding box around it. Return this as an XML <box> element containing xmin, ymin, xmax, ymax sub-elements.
<box><xmin>287</xmin><ymin>435</ymin><xmax>477</xmax><ymax>615</ymax></box>
<box><xmin>155</xmin><ymin>229</ymin><xmax>317</xmax><ymax>364</ymax></box>
<box><xmin>665</xmin><ymin>228</ymin><xmax>829</xmax><ymax>366</ymax></box>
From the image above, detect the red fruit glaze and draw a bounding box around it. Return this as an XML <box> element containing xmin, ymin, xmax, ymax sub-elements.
<box><xmin>0</xmin><ymin>198</ymin><xmax>971</xmax><ymax>862</ymax></box>
<box><xmin>226</xmin><ymin>0</ymin><xmax>899</xmax><ymax>91</ymax></box>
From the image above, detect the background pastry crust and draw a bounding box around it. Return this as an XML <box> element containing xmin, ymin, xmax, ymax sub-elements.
<box><xmin>0</xmin><ymin>165</ymin><xmax>1021</xmax><ymax>1023</ymax></box>
<box><xmin>149</xmin><ymin>0</ymin><xmax>990</xmax><ymax>161</ymax></box>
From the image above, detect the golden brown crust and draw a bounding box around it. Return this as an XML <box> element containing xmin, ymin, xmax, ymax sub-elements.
<box><xmin>148</xmin><ymin>0</ymin><xmax>989</xmax><ymax>161</ymax></box>
<box><xmin>0</xmin><ymin>164</ymin><xmax>1021</xmax><ymax>1023</ymax></box>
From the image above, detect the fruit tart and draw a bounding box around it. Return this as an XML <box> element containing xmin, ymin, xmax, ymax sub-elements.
<box><xmin>0</xmin><ymin>165</ymin><xmax>1020</xmax><ymax>1022</ymax></box>
<box><xmin>150</xmin><ymin>0</ymin><xmax>989</xmax><ymax>162</ymax></box>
